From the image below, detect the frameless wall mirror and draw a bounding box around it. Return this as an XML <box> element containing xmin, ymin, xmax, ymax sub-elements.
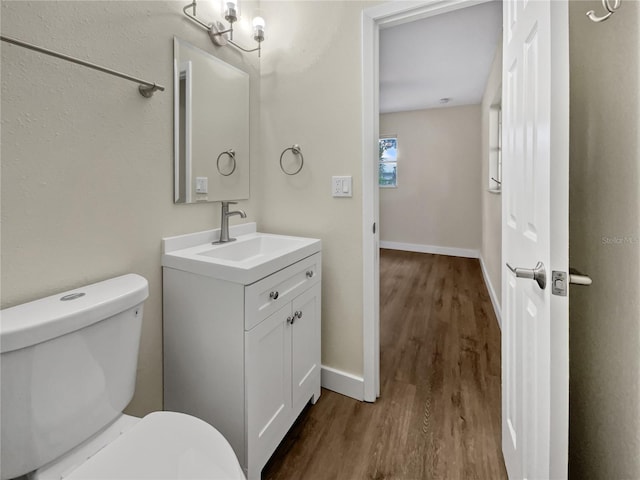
<box><xmin>174</xmin><ymin>37</ymin><xmax>250</xmax><ymax>203</ymax></box>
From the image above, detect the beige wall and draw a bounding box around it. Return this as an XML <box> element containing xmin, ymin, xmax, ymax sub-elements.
<box><xmin>258</xmin><ymin>1</ymin><xmax>375</xmax><ymax>376</ymax></box>
<box><xmin>568</xmin><ymin>1</ymin><xmax>640</xmax><ymax>477</ymax></box>
<box><xmin>379</xmin><ymin>105</ymin><xmax>482</xmax><ymax>251</ymax></box>
<box><xmin>0</xmin><ymin>0</ymin><xmax>514</xmax><ymax>416</ymax></box>
<box><xmin>1</xmin><ymin>0</ymin><xmax>261</xmax><ymax>416</ymax></box>
<box><xmin>480</xmin><ymin>39</ymin><xmax>503</xmax><ymax>305</ymax></box>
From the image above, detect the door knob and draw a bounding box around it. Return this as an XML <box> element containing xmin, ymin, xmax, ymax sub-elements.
<box><xmin>506</xmin><ymin>261</ymin><xmax>546</xmax><ymax>290</ymax></box>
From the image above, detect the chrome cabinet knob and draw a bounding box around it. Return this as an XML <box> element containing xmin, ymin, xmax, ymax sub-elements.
<box><xmin>306</xmin><ymin>270</ymin><xmax>314</xmax><ymax>278</ymax></box>
<box><xmin>294</xmin><ymin>310</ymin><xmax>303</xmax><ymax>319</ymax></box>
<box><xmin>269</xmin><ymin>291</ymin><xmax>279</xmax><ymax>300</ymax></box>
<box><xmin>287</xmin><ymin>316</ymin><xmax>294</xmax><ymax>325</ymax></box>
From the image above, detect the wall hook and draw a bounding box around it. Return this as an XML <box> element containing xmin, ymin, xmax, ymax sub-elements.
<box><xmin>587</xmin><ymin>0</ymin><xmax>622</xmax><ymax>23</ymax></box>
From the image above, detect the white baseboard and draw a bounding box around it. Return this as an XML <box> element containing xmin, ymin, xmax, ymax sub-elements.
<box><xmin>321</xmin><ymin>365</ymin><xmax>364</xmax><ymax>401</ymax></box>
<box><xmin>379</xmin><ymin>241</ymin><xmax>479</xmax><ymax>259</ymax></box>
<box><xmin>479</xmin><ymin>256</ymin><xmax>502</xmax><ymax>329</ymax></box>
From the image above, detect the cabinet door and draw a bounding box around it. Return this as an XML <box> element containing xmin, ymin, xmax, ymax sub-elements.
<box><xmin>246</xmin><ymin>304</ymin><xmax>292</xmax><ymax>470</ymax></box>
<box><xmin>291</xmin><ymin>284</ymin><xmax>321</xmax><ymax>410</ymax></box>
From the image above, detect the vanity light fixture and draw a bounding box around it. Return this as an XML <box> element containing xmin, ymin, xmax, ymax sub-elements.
<box><xmin>183</xmin><ymin>0</ymin><xmax>265</xmax><ymax>57</ymax></box>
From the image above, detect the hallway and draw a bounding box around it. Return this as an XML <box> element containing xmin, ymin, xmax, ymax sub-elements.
<box><xmin>264</xmin><ymin>250</ymin><xmax>506</xmax><ymax>479</ymax></box>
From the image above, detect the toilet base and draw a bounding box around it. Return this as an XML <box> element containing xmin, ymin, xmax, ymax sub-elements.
<box><xmin>28</xmin><ymin>415</ymin><xmax>140</xmax><ymax>480</ymax></box>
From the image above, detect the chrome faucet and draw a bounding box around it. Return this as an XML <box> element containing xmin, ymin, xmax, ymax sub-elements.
<box><xmin>214</xmin><ymin>201</ymin><xmax>247</xmax><ymax>244</ymax></box>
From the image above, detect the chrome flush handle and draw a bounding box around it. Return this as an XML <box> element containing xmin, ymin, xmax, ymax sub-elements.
<box><xmin>506</xmin><ymin>261</ymin><xmax>547</xmax><ymax>290</ymax></box>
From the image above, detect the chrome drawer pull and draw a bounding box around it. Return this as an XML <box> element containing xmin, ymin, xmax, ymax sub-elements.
<box><xmin>269</xmin><ymin>291</ymin><xmax>279</xmax><ymax>300</ymax></box>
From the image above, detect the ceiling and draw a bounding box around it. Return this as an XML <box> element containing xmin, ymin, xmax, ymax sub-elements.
<box><xmin>379</xmin><ymin>1</ymin><xmax>503</xmax><ymax>114</ymax></box>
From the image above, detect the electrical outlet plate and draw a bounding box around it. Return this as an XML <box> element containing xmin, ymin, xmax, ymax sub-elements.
<box><xmin>195</xmin><ymin>176</ymin><xmax>208</xmax><ymax>194</ymax></box>
<box><xmin>332</xmin><ymin>176</ymin><xmax>352</xmax><ymax>197</ymax></box>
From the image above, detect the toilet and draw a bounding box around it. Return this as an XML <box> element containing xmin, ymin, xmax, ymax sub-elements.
<box><xmin>0</xmin><ymin>274</ymin><xmax>245</xmax><ymax>480</ymax></box>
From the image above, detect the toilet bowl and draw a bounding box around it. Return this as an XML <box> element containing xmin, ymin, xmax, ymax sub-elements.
<box><xmin>0</xmin><ymin>274</ymin><xmax>245</xmax><ymax>480</ymax></box>
<box><xmin>30</xmin><ymin>412</ymin><xmax>245</xmax><ymax>480</ymax></box>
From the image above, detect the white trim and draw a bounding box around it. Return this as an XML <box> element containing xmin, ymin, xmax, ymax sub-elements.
<box><xmin>362</xmin><ymin>0</ymin><xmax>496</xmax><ymax>404</ymax></box>
<box><xmin>362</xmin><ymin>5</ymin><xmax>380</xmax><ymax>403</ymax></box>
<box><xmin>479</xmin><ymin>256</ymin><xmax>502</xmax><ymax>329</ymax></box>
<box><xmin>380</xmin><ymin>241</ymin><xmax>479</xmax><ymax>259</ymax></box>
<box><xmin>365</xmin><ymin>0</ymin><xmax>491</xmax><ymax>29</ymax></box>
<box><xmin>321</xmin><ymin>365</ymin><xmax>364</xmax><ymax>401</ymax></box>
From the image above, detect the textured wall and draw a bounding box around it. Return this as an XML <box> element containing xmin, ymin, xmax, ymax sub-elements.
<box><xmin>1</xmin><ymin>0</ymin><xmax>261</xmax><ymax>415</ymax></box>
<box><xmin>258</xmin><ymin>1</ymin><xmax>375</xmax><ymax>377</ymax></box>
<box><xmin>480</xmin><ymin>40</ymin><xmax>503</xmax><ymax>306</ymax></box>
<box><xmin>568</xmin><ymin>0</ymin><xmax>640</xmax><ymax>477</ymax></box>
<box><xmin>379</xmin><ymin>105</ymin><xmax>482</xmax><ymax>252</ymax></box>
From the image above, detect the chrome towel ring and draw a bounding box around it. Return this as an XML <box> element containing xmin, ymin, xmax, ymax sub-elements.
<box><xmin>216</xmin><ymin>149</ymin><xmax>237</xmax><ymax>176</ymax></box>
<box><xmin>280</xmin><ymin>144</ymin><xmax>304</xmax><ymax>176</ymax></box>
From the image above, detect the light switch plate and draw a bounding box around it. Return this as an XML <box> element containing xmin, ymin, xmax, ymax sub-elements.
<box><xmin>332</xmin><ymin>176</ymin><xmax>352</xmax><ymax>197</ymax></box>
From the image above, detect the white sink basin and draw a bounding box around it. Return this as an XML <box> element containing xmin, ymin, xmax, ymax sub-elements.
<box><xmin>199</xmin><ymin>235</ymin><xmax>308</xmax><ymax>263</ymax></box>
<box><xmin>162</xmin><ymin>224</ymin><xmax>321</xmax><ymax>285</ymax></box>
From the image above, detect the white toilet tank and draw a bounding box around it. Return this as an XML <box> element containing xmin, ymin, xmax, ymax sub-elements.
<box><xmin>0</xmin><ymin>274</ymin><xmax>149</xmax><ymax>480</ymax></box>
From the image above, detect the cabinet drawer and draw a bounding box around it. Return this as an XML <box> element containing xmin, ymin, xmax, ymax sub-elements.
<box><xmin>245</xmin><ymin>252</ymin><xmax>321</xmax><ymax>331</ymax></box>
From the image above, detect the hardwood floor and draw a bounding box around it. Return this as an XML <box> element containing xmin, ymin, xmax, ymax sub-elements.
<box><xmin>263</xmin><ymin>250</ymin><xmax>507</xmax><ymax>480</ymax></box>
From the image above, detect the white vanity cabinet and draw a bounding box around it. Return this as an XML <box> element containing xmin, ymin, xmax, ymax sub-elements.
<box><xmin>163</xmin><ymin>250</ymin><xmax>321</xmax><ymax>480</ymax></box>
<box><xmin>246</xmin><ymin>284</ymin><xmax>320</xmax><ymax>475</ymax></box>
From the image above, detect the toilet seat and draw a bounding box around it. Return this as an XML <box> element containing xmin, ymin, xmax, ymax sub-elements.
<box><xmin>64</xmin><ymin>412</ymin><xmax>245</xmax><ymax>480</ymax></box>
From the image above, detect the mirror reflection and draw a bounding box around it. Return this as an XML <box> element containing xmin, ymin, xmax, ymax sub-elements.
<box><xmin>174</xmin><ymin>37</ymin><xmax>250</xmax><ymax>204</ymax></box>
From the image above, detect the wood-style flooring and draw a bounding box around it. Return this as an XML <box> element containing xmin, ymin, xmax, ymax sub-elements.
<box><xmin>263</xmin><ymin>250</ymin><xmax>507</xmax><ymax>480</ymax></box>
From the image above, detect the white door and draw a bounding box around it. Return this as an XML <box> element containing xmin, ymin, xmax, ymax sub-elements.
<box><xmin>501</xmin><ymin>0</ymin><xmax>569</xmax><ymax>478</ymax></box>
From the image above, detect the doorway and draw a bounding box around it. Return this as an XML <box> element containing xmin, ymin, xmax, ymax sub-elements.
<box><xmin>361</xmin><ymin>0</ymin><xmax>501</xmax><ymax>403</ymax></box>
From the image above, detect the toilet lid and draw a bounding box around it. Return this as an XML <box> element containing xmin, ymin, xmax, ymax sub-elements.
<box><xmin>65</xmin><ymin>412</ymin><xmax>246</xmax><ymax>480</ymax></box>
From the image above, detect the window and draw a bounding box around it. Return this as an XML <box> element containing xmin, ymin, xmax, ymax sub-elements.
<box><xmin>379</xmin><ymin>135</ymin><xmax>398</xmax><ymax>187</ymax></box>
<box><xmin>489</xmin><ymin>103</ymin><xmax>502</xmax><ymax>193</ymax></box>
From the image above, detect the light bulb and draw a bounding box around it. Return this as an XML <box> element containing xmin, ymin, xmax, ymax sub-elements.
<box><xmin>224</xmin><ymin>0</ymin><xmax>238</xmax><ymax>23</ymax></box>
<box><xmin>253</xmin><ymin>16</ymin><xmax>265</xmax><ymax>42</ymax></box>
<box><xmin>252</xmin><ymin>16</ymin><xmax>265</xmax><ymax>29</ymax></box>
